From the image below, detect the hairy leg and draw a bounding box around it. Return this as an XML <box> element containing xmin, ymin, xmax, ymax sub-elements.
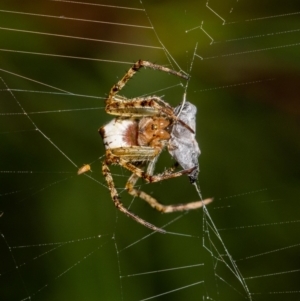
<box><xmin>102</xmin><ymin>160</ymin><xmax>165</xmax><ymax>233</ymax></box>
<box><xmin>126</xmin><ymin>173</ymin><xmax>213</xmax><ymax>213</ymax></box>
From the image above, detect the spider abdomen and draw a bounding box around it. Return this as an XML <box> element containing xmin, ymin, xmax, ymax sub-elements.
<box><xmin>99</xmin><ymin>118</ymin><xmax>139</xmax><ymax>148</ymax></box>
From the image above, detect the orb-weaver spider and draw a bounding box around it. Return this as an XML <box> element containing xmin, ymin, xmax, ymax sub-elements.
<box><xmin>99</xmin><ymin>60</ymin><xmax>212</xmax><ymax>233</ymax></box>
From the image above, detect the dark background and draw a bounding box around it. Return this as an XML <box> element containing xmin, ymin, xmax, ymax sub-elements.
<box><xmin>1</xmin><ymin>1</ymin><xmax>300</xmax><ymax>300</ymax></box>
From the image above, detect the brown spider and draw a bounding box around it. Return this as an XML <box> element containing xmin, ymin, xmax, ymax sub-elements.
<box><xmin>99</xmin><ymin>60</ymin><xmax>212</xmax><ymax>233</ymax></box>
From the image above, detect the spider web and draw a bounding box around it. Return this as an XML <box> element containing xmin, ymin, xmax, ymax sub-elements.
<box><xmin>1</xmin><ymin>1</ymin><xmax>300</xmax><ymax>300</ymax></box>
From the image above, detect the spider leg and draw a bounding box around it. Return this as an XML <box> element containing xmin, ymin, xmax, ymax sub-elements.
<box><xmin>141</xmin><ymin>61</ymin><xmax>190</xmax><ymax>80</ymax></box>
<box><xmin>105</xmin><ymin>96</ymin><xmax>174</xmax><ymax>117</ymax></box>
<box><xmin>118</xmin><ymin>157</ymin><xmax>194</xmax><ymax>183</ymax></box>
<box><xmin>126</xmin><ymin>174</ymin><xmax>213</xmax><ymax>213</ymax></box>
<box><xmin>109</xmin><ymin>60</ymin><xmax>189</xmax><ymax>99</ymax></box>
<box><xmin>105</xmin><ymin>60</ymin><xmax>193</xmax><ymax>128</ymax></box>
<box><xmin>102</xmin><ymin>160</ymin><xmax>166</xmax><ymax>234</ymax></box>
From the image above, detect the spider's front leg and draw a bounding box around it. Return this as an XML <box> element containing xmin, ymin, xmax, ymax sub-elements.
<box><xmin>102</xmin><ymin>159</ymin><xmax>166</xmax><ymax>234</ymax></box>
<box><xmin>105</xmin><ymin>95</ymin><xmax>174</xmax><ymax>118</ymax></box>
<box><xmin>105</xmin><ymin>59</ymin><xmax>189</xmax><ymax>119</ymax></box>
<box><xmin>108</xmin><ymin>60</ymin><xmax>189</xmax><ymax>100</ymax></box>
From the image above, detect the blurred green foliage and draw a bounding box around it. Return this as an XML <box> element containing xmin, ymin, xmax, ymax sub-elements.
<box><xmin>1</xmin><ymin>1</ymin><xmax>300</xmax><ymax>300</ymax></box>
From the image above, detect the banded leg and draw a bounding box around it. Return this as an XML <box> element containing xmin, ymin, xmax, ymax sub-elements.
<box><xmin>102</xmin><ymin>160</ymin><xmax>165</xmax><ymax>233</ymax></box>
<box><xmin>108</xmin><ymin>60</ymin><xmax>189</xmax><ymax>100</ymax></box>
<box><xmin>126</xmin><ymin>174</ymin><xmax>213</xmax><ymax>213</ymax></box>
<box><xmin>118</xmin><ymin>157</ymin><xmax>194</xmax><ymax>183</ymax></box>
<box><xmin>105</xmin><ymin>96</ymin><xmax>174</xmax><ymax>117</ymax></box>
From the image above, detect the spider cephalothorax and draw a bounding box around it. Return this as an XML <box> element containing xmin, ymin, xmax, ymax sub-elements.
<box><xmin>99</xmin><ymin>60</ymin><xmax>212</xmax><ymax>233</ymax></box>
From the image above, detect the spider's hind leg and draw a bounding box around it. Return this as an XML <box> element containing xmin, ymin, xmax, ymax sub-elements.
<box><xmin>126</xmin><ymin>173</ymin><xmax>213</xmax><ymax>213</ymax></box>
<box><xmin>102</xmin><ymin>160</ymin><xmax>165</xmax><ymax>233</ymax></box>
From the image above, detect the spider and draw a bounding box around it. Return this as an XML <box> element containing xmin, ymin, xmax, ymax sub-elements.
<box><xmin>99</xmin><ymin>60</ymin><xmax>212</xmax><ymax>233</ymax></box>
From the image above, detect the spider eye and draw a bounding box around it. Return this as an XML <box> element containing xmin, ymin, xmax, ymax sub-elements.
<box><xmin>151</xmin><ymin>124</ymin><xmax>158</xmax><ymax>130</ymax></box>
